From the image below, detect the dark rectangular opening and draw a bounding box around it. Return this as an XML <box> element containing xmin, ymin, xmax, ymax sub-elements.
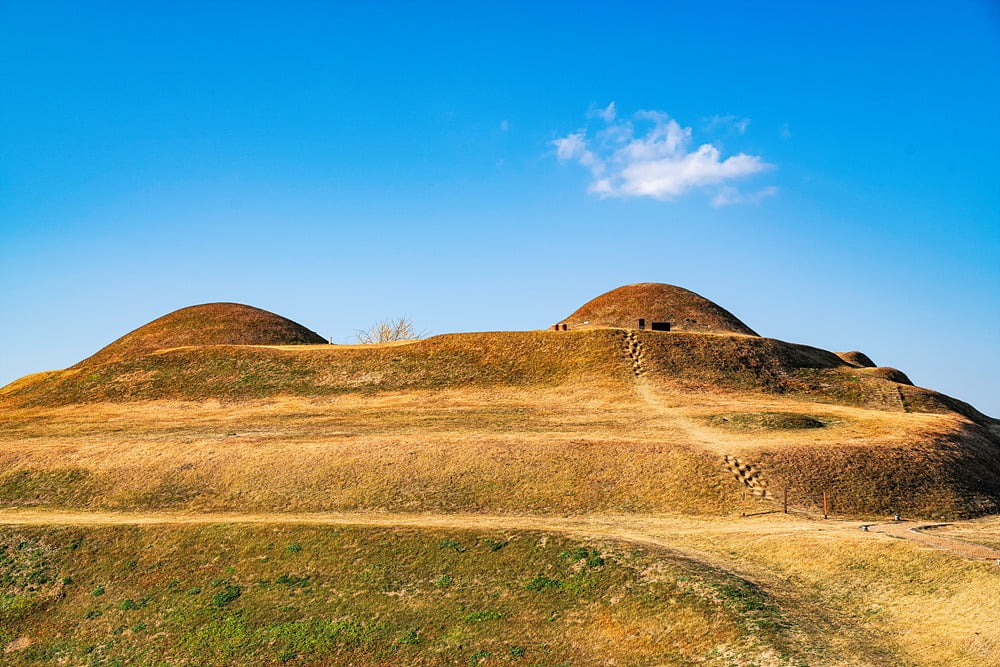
<box><xmin>638</xmin><ymin>318</ymin><xmax>645</xmax><ymax>330</ymax></box>
<box><xmin>651</xmin><ymin>321</ymin><xmax>671</xmax><ymax>331</ymax></box>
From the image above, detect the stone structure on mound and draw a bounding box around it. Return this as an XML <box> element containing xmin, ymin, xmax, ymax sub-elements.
<box><xmin>555</xmin><ymin>283</ymin><xmax>758</xmax><ymax>336</ymax></box>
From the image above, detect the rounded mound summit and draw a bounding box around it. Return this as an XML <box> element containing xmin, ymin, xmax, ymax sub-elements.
<box><xmin>561</xmin><ymin>283</ymin><xmax>758</xmax><ymax>336</ymax></box>
<box><xmin>75</xmin><ymin>302</ymin><xmax>326</xmax><ymax>367</ymax></box>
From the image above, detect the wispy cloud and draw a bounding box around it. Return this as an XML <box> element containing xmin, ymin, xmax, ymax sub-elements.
<box><xmin>587</xmin><ymin>101</ymin><xmax>616</xmax><ymax>122</ymax></box>
<box><xmin>711</xmin><ymin>185</ymin><xmax>778</xmax><ymax>208</ymax></box>
<box><xmin>553</xmin><ymin>104</ymin><xmax>775</xmax><ymax>203</ymax></box>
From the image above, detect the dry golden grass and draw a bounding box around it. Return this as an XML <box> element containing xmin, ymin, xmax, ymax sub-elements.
<box><xmin>647</xmin><ymin>514</ymin><xmax>1000</xmax><ymax>667</ymax></box>
<box><xmin>0</xmin><ymin>374</ymin><xmax>986</xmax><ymax>517</ymax></box>
<box><xmin>0</xmin><ymin>384</ymin><xmax>728</xmax><ymax>514</ymax></box>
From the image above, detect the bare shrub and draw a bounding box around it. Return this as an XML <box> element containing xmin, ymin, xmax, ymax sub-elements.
<box><xmin>355</xmin><ymin>317</ymin><xmax>423</xmax><ymax>344</ymax></box>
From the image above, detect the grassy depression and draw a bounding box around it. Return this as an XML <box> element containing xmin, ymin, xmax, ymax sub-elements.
<box><xmin>707</xmin><ymin>412</ymin><xmax>827</xmax><ymax>431</ymax></box>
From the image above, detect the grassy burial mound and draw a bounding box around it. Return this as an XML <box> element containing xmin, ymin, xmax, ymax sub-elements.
<box><xmin>0</xmin><ymin>286</ymin><xmax>998</xmax><ymax>519</ymax></box>
<box><xmin>73</xmin><ymin>302</ymin><xmax>327</xmax><ymax>368</ymax></box>
<box><xmin>559</xmin><ymin>282</ymin><xmax>758</xmax><ymax>335</ymax></box>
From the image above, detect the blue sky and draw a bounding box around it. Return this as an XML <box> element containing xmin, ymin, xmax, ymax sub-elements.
<box><xmin>2</xmin><ymin>1</ymin><xmax>998</xmax><ymax>414</ymax></box>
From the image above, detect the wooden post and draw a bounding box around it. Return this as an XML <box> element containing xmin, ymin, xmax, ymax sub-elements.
<box><xmin>783</xmin><ymin>488</ymin><xmax>788</xmax><ymax>514</ymax></box>
<box><xmin>742</xmin><ymin>489</ymin><xmax>747</xmax><ymax>517</ymax></box>
<box><xmin>823</xmin><ymin>491</ymin><xmax>828</xmax><ymax>519</ymax></box>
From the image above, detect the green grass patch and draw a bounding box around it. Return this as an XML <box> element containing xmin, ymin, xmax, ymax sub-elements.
<box><xmin>708</xmin><ymin>412</ymin><xmax>826</xmax><ymax>431</ymax></box>
<box><xmin>0</xmin><ymin>524</ymin><xmax>807</xmax><ymax>666</ymax></box>
<box><xmin>211</xmin><ymin>585</ymin><xmax>243</xmax><ymax>608</ymax></box>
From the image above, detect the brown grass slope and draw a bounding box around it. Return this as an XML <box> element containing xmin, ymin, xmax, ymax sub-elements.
<box><xmin>73</xmin><ymin>302</ymin><xmax>326</xmax><ymax>368</ymax></box>
<box><xmin>3</xmin><ymin>328</ymin><xmax>980</xmax><ymax>417</ymax></box>
<box><xmin>3</xmin><ymin>331</ymin><xmax>629</xmax><ymax>406</ymax></box>
<box><xmin>561</xmin><ymin>282</ymin><xmax>759</xmax><ymax>335</ymax></box>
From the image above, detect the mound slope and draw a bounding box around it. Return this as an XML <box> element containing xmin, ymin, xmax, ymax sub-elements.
<box><xmin>561</xmin><ymin>283</ymin><xmax>757</xmax><ymax>335</ymax></box>
<box><xmin>74</xmin><ymin>303</ymin><xmax>326</xmax><ymax>367</ymax></box>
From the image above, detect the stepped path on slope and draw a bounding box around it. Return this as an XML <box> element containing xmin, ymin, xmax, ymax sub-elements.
<box><xmin>620</xmin><ymin>330</ymin><xmax>734</xmax><ymax>456</ymax></box>
<box><xmin>1</xmin><ymin>509</ymin><xmax>998</xmax><ymax>563</ymax></box>
<box><xmin>618</xmin><ymin>330</ymin><xmax>770</xmax><ymax>495</ymax></box>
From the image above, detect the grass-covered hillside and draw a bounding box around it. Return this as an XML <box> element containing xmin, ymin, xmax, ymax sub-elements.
<box><xmin>2</xmin><ymin>286</ymin><xmax>1000</xmax><ymax>666</ymax></box>
<box><xmin>1</xmin><ymin>325</ymin><xmax>997</xmax><ymax>518</ymax></box>
<box><xmin>0</xmin><ymin>523</ymin><xmax>807</xmax><ymax>667</ymax></box>
<box><xmin>2</xmin><ymin>513</ymin><xmax>999</xmax><ymax>666</ymax></box>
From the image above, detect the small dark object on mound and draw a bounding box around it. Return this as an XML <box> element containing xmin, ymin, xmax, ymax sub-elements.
<box><xmin>74</xmin><ymin>303</ymin><xmax>326</xmax><ymax>367</ymax></box>
<box><xmin>709</xmin><ymin>412</ymin><xmax>826</xmax><ymax>430</ymax></box>
<box><xmin>858</xmin><ymin>367</ymin><xmax>914</xmax><ymax>386</ymax></box>
<box><xmin>836</xmin><ymin>351</ymin><xmax>877</xmax><ymax>368</ymax></box>
<box><xmin>560</xmin><ymin>283</ymin><xmax>757</xmax><ymax>336</ymax></box>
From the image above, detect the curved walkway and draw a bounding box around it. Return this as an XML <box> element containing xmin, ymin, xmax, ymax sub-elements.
<box><xmin>865</xmin><ymin>520</ymin><xmax>1000</xmax><ymax>562</ymax></box>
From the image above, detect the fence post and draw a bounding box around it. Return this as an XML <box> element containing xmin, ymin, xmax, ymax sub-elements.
<box><xmin>742</xmin><ymin>489</ymin><xmax>747</xmax><ymax>517</ymax></box>
<box><xmin>823</xmin><ymin>491</ymin><xmax>828</xmax><ymax>519</ymax></box>
<box><xmin>783</xmin><ymin>488</ymin><xmax>788</xmax><ymax>514</ymax></box>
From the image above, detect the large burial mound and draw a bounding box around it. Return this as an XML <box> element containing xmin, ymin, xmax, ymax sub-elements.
<box><xmin>560</xmin><ymin>282</ymin><xmax>758</xmax><ymax>335</ymax></box>
<box><xmin>1</xmin><ymin>284</ymin><xmax>998</xmax><ymax>521</ymax></box>
<box><xmin>73</xmin><ymin>302</ymin><xmax>326</xmax><ymax>367</ymax></box>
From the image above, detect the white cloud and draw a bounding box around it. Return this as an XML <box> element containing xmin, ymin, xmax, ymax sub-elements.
<box><xmin>553</xmin><ymin>106</ymin><xmax>774</xmax><ymax>202</ymax></box>
<box><xmin>552</xmin><ymin>131</ymin><xmax>603</xmax><ymax>173</ymax></box>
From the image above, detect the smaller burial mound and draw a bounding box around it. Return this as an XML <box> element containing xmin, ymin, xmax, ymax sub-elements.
<box><xmin>74</xmin><ymin>302</ymin><xmax>326</xmax><ymax>367</ymax></box>
<box><xmin>836</xmin><ymin>351</ymin><xmax>877</xmax><ymax>368</ymax></box>
<box><xmin>560</xmin><ymin>283</ymin><xmax>758</xmax><ymax>335</ymax></box>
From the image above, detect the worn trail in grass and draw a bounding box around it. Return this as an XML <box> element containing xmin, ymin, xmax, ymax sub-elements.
<box><xmin>2</xmin><ymin>508</ymin><xmax>998</xmax><ymax>564</ymax></box>
<box><xmin>868</xmin><ymin>521</ymin><xmax>1000</xmax><ymax>561</ymax></box>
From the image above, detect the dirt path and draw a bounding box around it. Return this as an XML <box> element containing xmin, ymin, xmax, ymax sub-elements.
<box><xmin>0</xmin><ymin>509</ymin><xmax>782</xmax><ymax>536</ymax></box>
<box><xmin>3</xmin><ymin>509</ymin><xmax>998</xmax><ymax>564</ymax></box>
<box><xmin>634</xmin><ymin>376</ymin><xmax>736</xmax><ymax>456</ymax></box>
<box><xmin>632</xmin><ymin>374</ymin><xmax>770</xmax><ymax>497</ymax></box>
<box><xmin>866</xmin><ymin>521</ymin><xmax>1000</xmax><ymax>562</ymax></box>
